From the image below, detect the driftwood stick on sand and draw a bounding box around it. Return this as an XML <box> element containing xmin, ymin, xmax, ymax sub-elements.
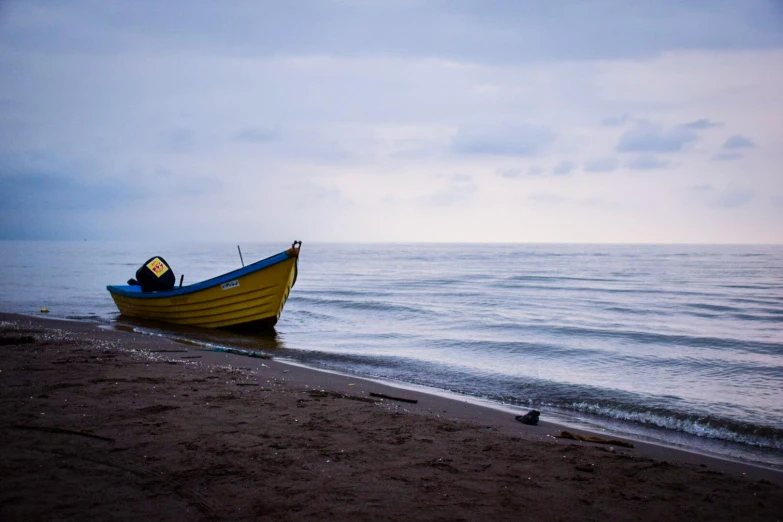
<box><xmin>369</xmin><ymin>392</ymin><xmax>418</xmax><ymax>404</ymax></box>
<box><xmin>555</xmin><ymin>430</ymin><xmax>634</xmax><ymax>448</ymax></box>
<box><xmin>12</xmin><ymin>425</ymin><xmax>115</xmax><ymax>442</ymax></box>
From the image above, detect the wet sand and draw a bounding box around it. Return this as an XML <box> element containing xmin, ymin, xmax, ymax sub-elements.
<box><xmin>1</xmin><ymin>313</ymin><xmax>781</xmax><ymax>521</ymax></box>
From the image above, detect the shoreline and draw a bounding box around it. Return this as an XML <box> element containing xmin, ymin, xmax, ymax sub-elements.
<box><xmin>249</xmin><ymin>356</ymin><xmax>783</xmax><ymax>476</ymax></box>
<box><xmin>10</xmin><ymin>312</ymin><xmax>783</xmax><ymax>480</ymax></box>
<box><xmin>2</xmin><ymin>313</ymin><xmax>781</xmax><ymax>520</ymax></box>
<box><xmin>28</xmin><ymin>312</ymin><xmax>783</xmax><ymax>475</ymax></box>
<box><xmin>267</xmin><ymin>357</ymin><xmax>783</xmax><ymax>473</ymax></box>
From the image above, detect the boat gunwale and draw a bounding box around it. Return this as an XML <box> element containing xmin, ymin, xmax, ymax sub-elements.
<box><xmin>106</xmin><ymin>250</ymin><xmax>294</xmax><ymax>300</ymax></box>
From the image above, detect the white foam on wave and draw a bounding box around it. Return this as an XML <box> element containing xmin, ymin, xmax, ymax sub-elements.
<box><xmin>567</xmin><ymin>401</ymin><xmax>782</xmax><ymax>450</ymax></box>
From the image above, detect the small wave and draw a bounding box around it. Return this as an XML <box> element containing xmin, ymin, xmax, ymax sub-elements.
<box><xmin>543</xmin><ymin>325</ymin><xmax>783</xmax><ymax>355</ymax></box>
<box><xmin>684</xmin><ymin>311</ymin><xmax>722</xmax><ymax>319</ymax></box>
<box><xmin>290</xmin><ymin>295</ymin><xmax>431</xmax><ymax>316</ymax></box>
<box><xmin>729</xmin><ymin>297</ymin><xmax>783</xmax><ymax>307</ymax></box>
<box><xmin>605</xmin><ymin>306</ymin><xmax>665</xmax><ymax>316</ymax></box>
<box><xmin>427</xmin><ymin>337</ymin><xmax>600</xmax><ymax>360</ymax></box>
<box><xmin>289</xmin><ymin>309</ymin><xmax>339</xmax><ymax>322</ymax></box>
<box><xmin>428</xmin><ymin>291</ymin><xmax>485</xmax><ymax>299</ymax></box>
<box><xmin>686</xmin><ymin>303</ymin><xmax>740</xmax><ymax>313</ymax></box>
<box><xmin>731</xmin><ymin>313</ymin><xmax>783</xmax><ymax>323</ymax></box>
<box><xmin>504</xmin><ymin>275</ymin><xmax>616</xmax><ymax>283</ymax></box>
<box><xmin>563</xmin><ymin>401</ymin><xmax>782</xmax><ymax>450</ymax></box>
<box><xmin>719</xmin><ymin>284</ymin><xmax>779</xmax><ymax>290</ymax></box>
<box><xmin>398</xmin><ymin>278</ymin><xmax>464</xmax><ymax>287</ymax></box>
<box><xmin>492</xmin><ymin>282</ymin><xmax>723</xmax><ymax>299</ymax></box>
<box><xmin>305</xmin><ymin>289</ymin><xmax>393</xmax><ymax>298</ymax></box>
<box><xmin>427</xmin><ymin>333</ymin><xmax>781</xmax><ymax>378</ymax></box>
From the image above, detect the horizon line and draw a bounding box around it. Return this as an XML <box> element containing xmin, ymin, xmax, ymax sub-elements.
<box><xmin>2</xmin><ymin>239</ymin><xmax>782</xmax><ymax>247</ymax></box>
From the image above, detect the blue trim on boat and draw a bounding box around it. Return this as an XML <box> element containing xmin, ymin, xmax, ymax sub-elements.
<box><xmin>107</xmin><ymin>251</ymin><xmax>292</xmax><ymax>299</ymax></box>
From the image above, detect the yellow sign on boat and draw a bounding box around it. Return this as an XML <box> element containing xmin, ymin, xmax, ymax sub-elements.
<box><xmin>146</xmin><ymin>258</ymin><xmax>169</xmax><ymax>278</ymax></box>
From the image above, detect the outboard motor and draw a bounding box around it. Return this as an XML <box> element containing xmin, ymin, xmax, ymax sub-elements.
<box><xmin>128</xmin><ymin>256</ymin><xmax>176</xmax><ymax>292</ymax></box>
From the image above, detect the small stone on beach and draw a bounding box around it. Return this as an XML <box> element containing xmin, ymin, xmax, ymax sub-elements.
<box><xmin>515</xmin><ymin>410</ymin><xmax>540</xmax><ymax>425</ymax></box>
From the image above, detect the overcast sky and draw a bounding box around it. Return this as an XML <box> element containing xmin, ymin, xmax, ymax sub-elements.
<box><xmin>1</xmin><ymin>0</ymin><xmax>782</xmax><ymax>243</ymax></box>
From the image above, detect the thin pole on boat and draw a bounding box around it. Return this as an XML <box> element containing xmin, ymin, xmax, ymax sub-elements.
<box><xmin>237</xmin><ymin>245</ymin><xmax>245</xmax><ymax>267</ymax></box>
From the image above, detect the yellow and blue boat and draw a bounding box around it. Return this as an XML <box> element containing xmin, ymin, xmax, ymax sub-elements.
<box><xmin>107</xmin><ymin>242</ymin><xmax>301</xmax><ymax>330</ymax></box>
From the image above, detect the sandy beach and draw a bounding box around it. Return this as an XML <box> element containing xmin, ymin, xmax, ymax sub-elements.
<box><xmin>1</xmin><ymin>313</ymin><xmax>780</xmax><ymax>521</ymax></box>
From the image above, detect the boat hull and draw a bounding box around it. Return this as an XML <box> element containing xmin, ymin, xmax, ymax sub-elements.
<box><xmin>107</xmin><ymin>249</ymin><xmax>298</xmax><ymax>330</ymax></box>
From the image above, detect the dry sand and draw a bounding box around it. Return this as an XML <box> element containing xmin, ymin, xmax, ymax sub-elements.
<box><xmin>1</xmin><ymin>313</ymin><xmax>781</xmax><ymax>521</ymax></box>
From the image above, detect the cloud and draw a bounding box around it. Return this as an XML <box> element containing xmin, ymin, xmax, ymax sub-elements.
<box><xmin>0</xmin><ymin>169</ymin><xmax>139</xmax><ymax>239</ymax></box>
<box><xmin>0</xmin><ymin>172</ymin><xmax>136</xmax><ymax>213</ymax></box>
<box><xmin>5</xmin><ymin>1</ymin><xmax>782</xmax><ymax>64</ymax></box>
<box><xmin>616</xmin><ymin>121</ymin><xmax>698</xmax><ymax>153</ymax></box>
<box><xmin>578</xmin><ymin>197</ymin><xmax>606</xmax><ymax>207</ymax></box>
<box><xmin>722</xmin><ymin>135</ymin><xmax>755</xmax><ymax>149</ymax></box>
<box><xmin>626</xmin><ymin>155</ymin><xmax>671</xmax><ymax>170</ymax></box>
<box><xmin>552</xmin><ymin>160</ymin><xmax>575</xmax><ymax>175</ymax></box>
<box><xmin>498</xmin><ymin>165</ymin><xmax>562</xmax><ymax>177</ymax></box>
<box><xmin>584</xmin><ymin>157</ymin><xmax>618</xmax><ymax>173</ymax></box>
<box><xmin>771</xmin><ymin>196</ymin><xmax>783</xmax><ymax>207</ymax></box>
<box><xmin>711</xmin><ymin>152</ymin><xmax>744</xmax><ymax>161</ymax></box>
<box><xmin>299</xmin><ymin>182</ymin><xmax>344</xmax><ymax>204</ymax></box>
<box><xmin>601</xmin><ymin>115</ymin><xmax>631</xmax><ymax>127</ymax></box>
<box><xmin>452</xmin><ymin>125</ymin><xmax>555</xmax><ymax>156</ymax></box>
<box><xmin>427</xmin><ymin>173</ymin><xmax>478</xmax><ymax>206</ymax></box>
<box><xmin>163</xmin><ymin>128</ymin><xmax>197</xmax><ymax>153</ymax></box>
<box><xmin>233</xmin><ymin>126</ymin><xmax>281</xmax><ymax>143</ymax></box>
<box><xmin>496</xmin><ymin>168</ymin><xmax>522</xmax><ymax>179</ymax></box>
<box><xmin>681</xmin><ymin>119</ymin><xmax>723</xmax><ymax>129</ymax></box>
<box><xmin>689</xmin><ymin>184</ymin><xmax>755</xmax><ymax>208</ymax></box>
<box><xmin>527</xmin><ymin>192</ymin><xmax>565</xmax><ymax>205</ymax></box>
<box><xmin>278</xmin><ymin>132</ymin><xmax>357</xmax><ymax>163</ymax></box>
<box><xmin>716</xmin><ymin>187</ymin><xmax>755</xmax><ymax>207</ymax></box>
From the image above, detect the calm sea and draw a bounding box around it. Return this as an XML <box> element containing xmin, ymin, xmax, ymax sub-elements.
<box><xmin>1</xmin><ymin>241</ymin><xmax>781</xmax><ymax>467</ymax></box>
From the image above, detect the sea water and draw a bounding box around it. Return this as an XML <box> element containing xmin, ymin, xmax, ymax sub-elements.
<box><xmin>1</xmin><ymin>241</ymin><xmax>781</xmax><ymax>467</ymax></box>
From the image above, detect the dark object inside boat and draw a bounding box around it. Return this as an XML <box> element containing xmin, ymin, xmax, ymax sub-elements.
<box><xmin>127</xmin><ymin>256</ymin><xmax>176</xmax><ymax>292</ymax></box>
